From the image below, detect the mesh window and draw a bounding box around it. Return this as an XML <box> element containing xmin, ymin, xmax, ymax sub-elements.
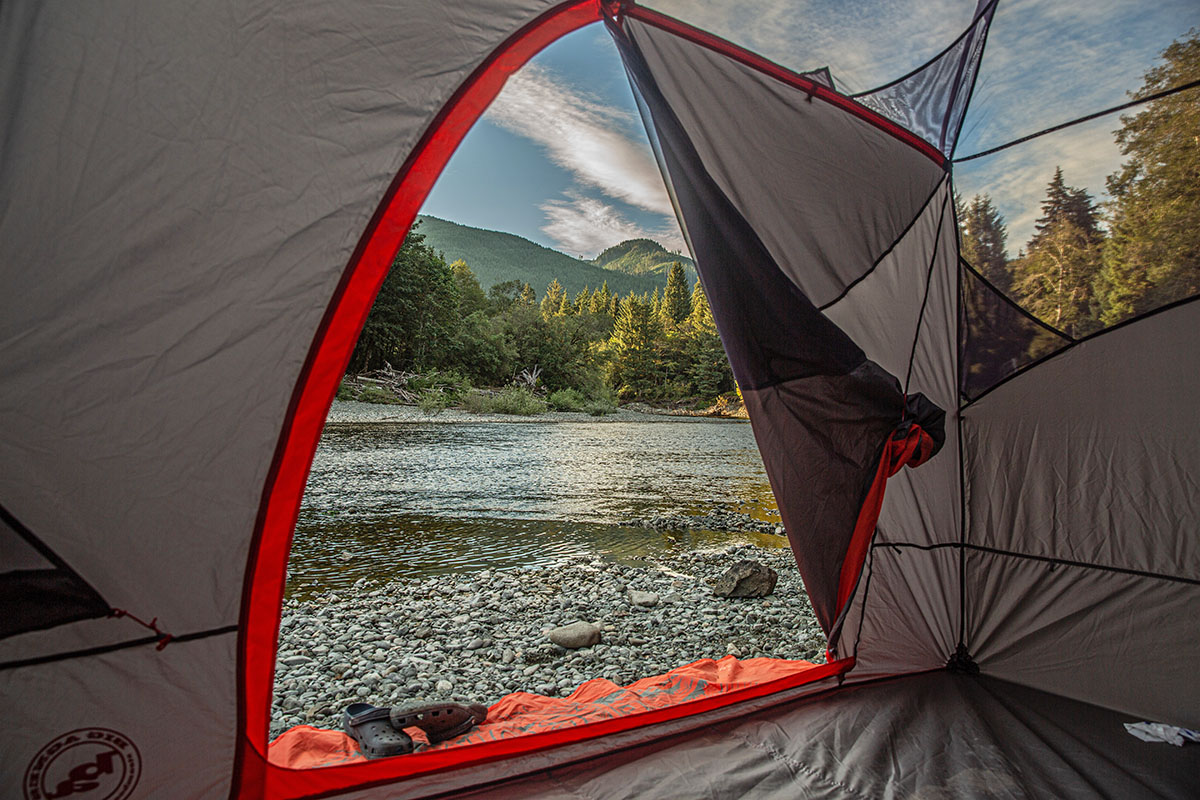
<box><xmin>959</xmin><ymin>262</ymin><xmax>1071</xmax><ymax>400</ymax></box>
<box><xmin>855</xmin><ymin>3</ymin><xmax>995</xmax><ymax>156</ymax></box>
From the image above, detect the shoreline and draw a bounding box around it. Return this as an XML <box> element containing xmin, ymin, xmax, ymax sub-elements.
<box><xmin>271</xmin><ymin>543</ymin><xmax>818</xmax><ymax>739</ymax></box>
<box><xmin>325</xmin><ymin>399</ymin><xmax>750</xmax><ymax>426</ymax></box>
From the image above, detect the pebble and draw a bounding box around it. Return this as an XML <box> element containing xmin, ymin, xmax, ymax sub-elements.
<box><xmin>269</xmin><ymin>544</ymin><xmax>823</xmax><ymax>739</ymax></box>
<box><xmin>629</xmin><ymin>590</ymin><xmax>660</xmax><ymax>607</ymax></box>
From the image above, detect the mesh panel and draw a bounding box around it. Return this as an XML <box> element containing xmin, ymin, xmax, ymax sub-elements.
<box><xmin>855</xmin><ymin>3</ymin><xmax>995</xmax><ymax>156</ymax></box>
<box><xmin>959</xmin><ymin>262</ymin><xmax>1070</xmax><ymax>400</ymax></box>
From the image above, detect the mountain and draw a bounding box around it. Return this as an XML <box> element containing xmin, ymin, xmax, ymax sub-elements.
<box><xmin>415</xmin><ymin>215</ymin><xmax>667</xmax><ymax>298</ymax></box>
<box><xmin>592</xmin><ymin>238</ymin><xmax>697</xmax><ymax>282</ymax></box>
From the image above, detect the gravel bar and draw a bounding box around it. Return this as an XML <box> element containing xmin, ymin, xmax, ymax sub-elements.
<box><xmin>271</xmin><ymin>544</ymin><xmax>821</xmax><ymax>739</ymax></box>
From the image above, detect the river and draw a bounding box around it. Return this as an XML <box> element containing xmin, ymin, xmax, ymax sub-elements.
<box><xmin>286</xmin><ymin>406</ymin><xmax>787</xmax><ymax>595</ymax></box>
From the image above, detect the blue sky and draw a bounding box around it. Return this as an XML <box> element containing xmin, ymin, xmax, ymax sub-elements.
<box><xmin>421</xmin><ymin>0</ymin><xmax>1198</xmax><ymax>259</ymax></box>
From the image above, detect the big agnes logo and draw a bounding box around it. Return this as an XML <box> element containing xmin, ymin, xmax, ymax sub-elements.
<box><xmin>23</xmin><ymin>728</ymin><xmax>141</xmax><ymax>800</ymax></box>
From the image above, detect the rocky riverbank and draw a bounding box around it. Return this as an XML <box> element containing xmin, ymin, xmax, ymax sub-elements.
<box><xmin>271</xmin><ymin>544</ymin><xmax>820</xmax><ymax>739</ymax></box>
<box><xmin>624</xmin><ymin>510</ymin><xmax>785</xmax><ymax>536</ymax></box>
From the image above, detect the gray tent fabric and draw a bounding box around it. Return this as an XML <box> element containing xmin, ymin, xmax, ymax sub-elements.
<box><xmin>611</xmin><ymin>14</ymin><xmax>950</xmax><ymax>644</ymax></box>
<box><xmin>963</xmin><ymin>297</ymin><xmax>1200</xmax><ymax>727</ymax></box>
<box><xmin>0</xmin><ymin>1</ymin><xmax>573</xmax><ymax>797</ymax></box>
<box><xmin>2</xmin><ymin>0</ymin><xmax>1198</xmax><ymax>797</ymax></box>
<box><xmin>621</xmin><ymin>17</ymin><xmax>948</xmax><ymax>309</ymax></box>
<box><xmin>0</xmin><ymin>505</ymin><xmax>109</xmax><ymax>638</ymax></box>
<box><xmin>459</xmin><ymin>672</ymin><xmax>1200</xmax><ymax>799</ymax></box>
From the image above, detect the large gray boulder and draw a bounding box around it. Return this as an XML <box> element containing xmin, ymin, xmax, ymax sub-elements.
<box><xmin>712</xmin><ymin>559</ymin><xmax>778</xmax><ymax>598</ymax></box>
<box><xmin>547</xmin><ymin>621</ymin><xmax>601</xmax><ymax>649</ymax></box>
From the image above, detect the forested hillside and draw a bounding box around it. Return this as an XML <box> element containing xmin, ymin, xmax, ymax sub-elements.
<box><xmin>416</xmin><ymin>215</ymin><xmax>667</xmax><ymax>297</ymax></box>
<box><xmin>592</xmin><ymin>238</ymin><xmax>697</xmax><ymax>283</ymax></box>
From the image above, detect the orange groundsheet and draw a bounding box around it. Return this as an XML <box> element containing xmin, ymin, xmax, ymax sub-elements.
<box><xmin>269</xmin><ymin>655</ymin><xmax>817</xmax><ymax>769</ymax></box>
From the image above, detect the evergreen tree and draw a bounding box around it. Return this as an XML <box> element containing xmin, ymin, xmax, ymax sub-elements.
<box><xmin>682</xmin><ymin>281</ymin><xmax>733</xmax><ymax>398</ymax></box>
<box><xmin>487</xmin><ymin>279</ymin><xmax>525</xmax><ymax>312</ymax></box>
<box><xmin>607</xmin><ymin>293</ymin><xmax>663</xmax><ymax>398</ymax></box>
<box><xmin>662</xmin><ymin>261</ymin><xmax>691</xmax><ymax>325</ymax></box>
<box><xmin>1097</xmin><ymin>29</ymin><xmax>1200</xmax><ymax>325</ymax></box>
<box><xmin>590</xmin><ymin>281</ymin><xmax>612</xmax><ymax>315</ymax></box>
<box><xmin>1012</xmin><ymin>169</ymin><xmax>1104</xmax><ymax>337</ymax></box>
<box><xmin>518</xmin><ymin>282</ymin><xmax>537</xmax><ymax>306</ymax></box>
<box><xmin>540</xmin><ymin>279</ymin><xmax>564</xmax><ymax>318</ymax></box>
<box><xmin>349</xmin><ymin>223</ymin><xmax>460</xmax><ymax>373</ymax></box>
<box><xmin>959</xmin><ymin>194</ymin><xmax>1011</xmax><ymax>293</ymax></box>
<box><xmin>649</xmin><ymin>288</ymin><xmax>661</xmax><ymax>321</ymax></box>
<box><xmin>450</xmin><ymin>259</ymin><xmax>488</xmax><ymax>317</ymax></box>
<box><xmin>573</xmin><ymin>287</ymin><xmax>591</xmax><ymax>315</ymax></box>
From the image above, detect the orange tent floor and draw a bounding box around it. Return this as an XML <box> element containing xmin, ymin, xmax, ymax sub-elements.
<box><xmin>268</xmin><ymin>655</ymin><xmax>818</xmax><ymax>770</ymax></box>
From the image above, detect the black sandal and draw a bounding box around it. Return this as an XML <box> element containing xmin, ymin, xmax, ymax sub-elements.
<box><xmin>342</xmin><ymin>703</ymin><xmax>413</xmax><ymax>758</ymax></box>
<box><xmin>389</xmin><ymin>701</ymin><xmax>488</xmax><ymax>744</ymax></box>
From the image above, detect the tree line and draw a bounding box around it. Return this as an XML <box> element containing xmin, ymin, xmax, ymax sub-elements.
<box><xmin>348</xmin><ymin>236</ymin><xmax>734</xmax><ymax>407</ymax></box>
<box><xmin>959</xmin><ymin>30</ymin><xmax>1198</xmax><ymax>337</ymax></box>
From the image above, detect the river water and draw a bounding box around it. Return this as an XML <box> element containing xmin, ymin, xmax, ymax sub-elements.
<box><xmin>287</xmin><ymin>411</ymin><xmax>787</xmax><ymax>594</ymax></box>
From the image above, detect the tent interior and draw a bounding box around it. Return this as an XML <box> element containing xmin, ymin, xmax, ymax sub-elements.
<box><xmin>2</xmin><ymin>0</ymin><xmax>1198</xmax><ymax>798</ymax></box>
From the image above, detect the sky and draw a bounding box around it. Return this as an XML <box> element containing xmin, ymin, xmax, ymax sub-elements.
<box><xmin>420</xmin><ymin>0</ymin><xmax>1198</xmax><ymax>260</ymax></box>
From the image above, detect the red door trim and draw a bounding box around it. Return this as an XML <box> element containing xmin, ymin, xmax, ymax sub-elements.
<box><xmin>621</xmin><ymin>4</ymin><xmax>948</xmax><ymax>167</ymax></box>
<box><xmin>231</xmin><ymin>3</ymin><xmax>605</xmax><ymax>797</ymax></box>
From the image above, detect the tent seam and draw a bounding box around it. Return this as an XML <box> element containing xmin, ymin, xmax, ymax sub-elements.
<box><xmin>0</xmin><ymin>624</ymin><xmax>239</xmax><ymax>671</ymax></box>
<box><xmin>954</xmin><ymin>78</ymin><xmax>1200</xmax><ymax>162</ymax></box>
<box><xmin>874</xmin><ymin>541</ymin><xmax>1200</xmax><ymax>586</ymax></box>
<box><xmin>902</xmin><ymin>190</ymin><xmax>951</xmax><ymax>395</ymax></box>
<box><xmin>817</xmin><ymin>175</ymin><xmax>949</xmax><ymax>313</ymax></box>
<box><xmin>952</xmin><ymin>195</ymin><xmax>968</xmax><ymax>653</ymax></box>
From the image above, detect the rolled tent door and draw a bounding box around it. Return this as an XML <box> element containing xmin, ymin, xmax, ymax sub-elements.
<box><xmin>609</xmin><ymin>8</ymin><xmax>967</xmax><ymax>654</ymax></box>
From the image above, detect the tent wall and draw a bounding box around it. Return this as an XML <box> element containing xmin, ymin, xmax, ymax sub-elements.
<box><xmin>963</xmin><ymin>297</ymin><xmax>1200</xmax><ymax>727</ymax></box>
<box><xmin>620</xmin><ymin>16</ymin><xmax>947</xmax><ymax>308</ymax></box>
<box><xmin>0</xmin><ymin>2</ymin><xmax>586</xmax><ymax>797</ymax></box>
<box><xmin>825</xmin><ymin>182</ymin><xmax>962</xmax><ymax>552</ymax></box>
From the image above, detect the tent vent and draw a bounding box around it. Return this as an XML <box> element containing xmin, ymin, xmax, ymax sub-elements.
<box><xmin>946</xmin><ymin>643</ymin><xmax>979</xmax><ymax>674</ymax></box>
<box><xmin>0</xmin><ymin>504</ymin><xmax>109</xmax><ymax>638</ymax></box>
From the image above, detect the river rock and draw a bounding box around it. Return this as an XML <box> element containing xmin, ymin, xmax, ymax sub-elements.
<box><xmin>547</xmin><ymin>621</ymin><xmax>601</xmax><ymax>649</ymax></box>
<box><xmin>712</xmin><ymin>559</ymin><xmax>778</xmax><ymax>598</ymax></box>
<box><xmin>269</xmin><ymin>545</ymin><xmax>824</xmax><ymax>739</ymax></box>
<box><xmin>629</xmin><ymin>590</ymin><xmax>660</xmax><ymax>607</ymax></box>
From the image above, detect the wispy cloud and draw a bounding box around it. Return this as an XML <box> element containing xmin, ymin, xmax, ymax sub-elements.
<box><xmin>649</xmin><ymin>0</ymin><xmax>972</xmax><ymax>92</ymax></box>
<box><xmin>955</xmin><ymin>114</ymin><xmax>1125</xmax><ymax>253</ymax></box>
<box><xmin>486</xmin><ymin>64</ymin><xmax>674</xmax><ymax>216</ymax></box>
<box><xmin>540</xmin><ymin>191</ymin><xmax>685</xmax><ymax>259</ymax></box>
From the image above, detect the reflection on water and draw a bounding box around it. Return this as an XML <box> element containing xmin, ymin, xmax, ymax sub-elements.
<box><xmin>289</xmin><ymin>419</ymin><xmax>785</xmax><ymax>594</ymax></box>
